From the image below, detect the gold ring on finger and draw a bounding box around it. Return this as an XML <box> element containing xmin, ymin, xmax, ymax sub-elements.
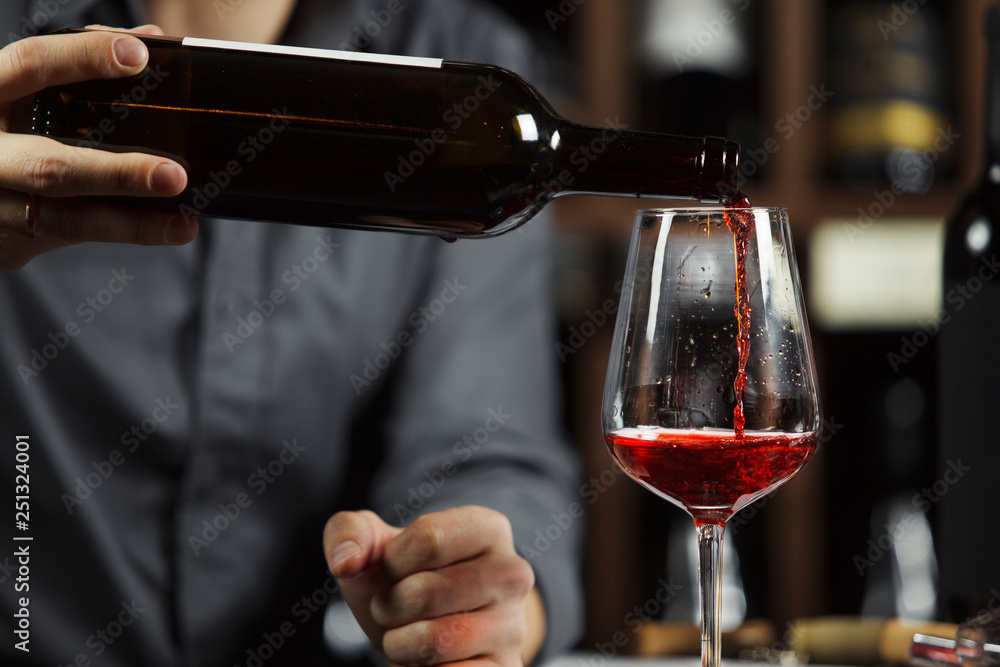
<box><xmin>24</xmin><ymin>193</ymin><xmax>36</xmax><ymax>238</ymax></box>
<box><xmin>0</xmin><ymin>191</ymin><xmax>40</xmax><ymax>238</ymax></box>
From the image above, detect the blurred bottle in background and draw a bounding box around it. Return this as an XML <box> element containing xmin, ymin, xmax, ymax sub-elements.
<box><xmin>826</xmin><ymin>0</ymin><xmax>954</xmax><ymax>192</ymax></box>
<box><xmin>937</xmin><ymin>1</ymin><xmax>1000</xmax><ymax>625</ymax></box>
<box><xmin>636</xmin><ymin>0</ymin><xmax>762</xmax><ymax>165</ymax></box>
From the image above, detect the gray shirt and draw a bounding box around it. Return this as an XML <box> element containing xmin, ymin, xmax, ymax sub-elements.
<box><xmin>0</xmin><ymin>1</ymin><xmax>583</xmax><ymax>665</ymax></box>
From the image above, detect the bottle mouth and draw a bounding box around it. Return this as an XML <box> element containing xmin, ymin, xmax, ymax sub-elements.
<box><xmin>699</xmin><ymin>136</ymin><xmax>741</xmax><ymax>202</ymax></box>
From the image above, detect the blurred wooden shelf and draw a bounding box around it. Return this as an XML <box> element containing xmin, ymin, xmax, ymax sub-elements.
<box><xmin>555</xmin><ymin>0</ymin><xmax>994</xmax><ymax>645</ymax></box>
<box><xmin>552</xmin><ymin>0</ymin><xmax>991</xmax><ymax>237</ymax></box>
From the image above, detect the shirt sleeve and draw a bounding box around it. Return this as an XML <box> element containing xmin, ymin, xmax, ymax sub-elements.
<box><xmin>365</xmin><ymin>211</ymin><xmax>584</xmax><ymax>661</ymax></box>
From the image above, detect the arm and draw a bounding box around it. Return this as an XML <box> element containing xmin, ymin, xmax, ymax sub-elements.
<box><xmin>0</xmin><ymin>27</ymin><xmax>193</xmax><ymax>271</ymax></box>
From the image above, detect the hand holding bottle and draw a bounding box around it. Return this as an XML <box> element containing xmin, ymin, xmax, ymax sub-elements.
<box><xmin>0</xmin><ymin>26</ymin><xmax>193</xmax><ymax>271</ymax></box>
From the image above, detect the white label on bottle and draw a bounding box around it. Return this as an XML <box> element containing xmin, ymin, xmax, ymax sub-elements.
<box><xmin>181</xmin><ymin>37</ymin><xmax>443</xmax><ymax>69</ymax></box>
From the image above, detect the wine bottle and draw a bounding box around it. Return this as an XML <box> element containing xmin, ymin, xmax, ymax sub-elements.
<box><xmin>937</xmin><ymin>3</ymin><xmax>1000</xmax><ymax>621</ymax></box>
<box><xmin>826</xmin><ymin>0</ymin><xmax>952</xmax><ymax>191</ymax></box>
<box><xmin>14</xmin><ymin>30</ymin><xmax>740</xmax><ymax>238</ymax></box>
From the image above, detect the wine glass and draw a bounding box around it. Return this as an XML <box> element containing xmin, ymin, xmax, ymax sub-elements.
<box><xmin>601</xmin><ymin>207</ymin><xmax>821</xmax><ymax>667</ymax></box>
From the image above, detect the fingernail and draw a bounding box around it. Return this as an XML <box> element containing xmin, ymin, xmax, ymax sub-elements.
<box><xmin>164</xmin><ymin>216</ymin><xmax>196</xmax><ymax>244</ymax></box>
<box><xmin>151</xmin><ymin>163</ymin><xmax>185</xmax><ymax>194</ymax></box>
<box><xmin>113</xmin><ymin>37</ymin><xmax>147</xmax><ymax>68</ymax></box>
<box><xmin>329</xmin><ymin>541</ymin><xmax>362</xmax><ymax>575</ymax></box>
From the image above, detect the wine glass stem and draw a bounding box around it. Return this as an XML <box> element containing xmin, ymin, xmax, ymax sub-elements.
<box><xmin>697</xmin><ymin>521</ymin><xmax>725</xmax><ymax>667</ymax></box>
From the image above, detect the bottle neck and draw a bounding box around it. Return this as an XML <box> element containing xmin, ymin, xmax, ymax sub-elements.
<box><xmin>551</xmin><ymin>121</ymin><xmax>740</xmax><ymax>203</ymax></box>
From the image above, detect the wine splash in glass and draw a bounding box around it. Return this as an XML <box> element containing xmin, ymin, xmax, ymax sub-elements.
<box><xmin>602</xmin><ymin>205</ymin><xmax>821</xmax><ymax>667</ymax></box>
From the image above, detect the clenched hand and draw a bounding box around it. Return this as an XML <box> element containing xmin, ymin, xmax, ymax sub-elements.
<box><xmin>323</xmin><ymin>506</ymin><xmax>546</xmax><ymax>667</ymax></box>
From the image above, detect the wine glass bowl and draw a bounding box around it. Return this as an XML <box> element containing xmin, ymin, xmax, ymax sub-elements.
<box><xmin>601</xmin><ymin>206</ymin><xmax>820</xmax><ymax>666</ymax></box>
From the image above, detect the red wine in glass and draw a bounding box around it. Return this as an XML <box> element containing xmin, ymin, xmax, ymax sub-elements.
<box><xmin>606</xmin><ymin>426</ymin><xmax>818</xmax><ymax>525</ymax></box>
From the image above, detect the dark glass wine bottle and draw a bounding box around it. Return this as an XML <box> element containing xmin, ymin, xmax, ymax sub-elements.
<box><xmin>826</xmin><ymin>0</ymin><xmax>952</xmax><ymax>192</ymax></box>
<box><xmin>937</xmin><ymin>3</ymin><xmax>1000</xmax><ymax>622</ymax></box>
<box><xmin>14</xmin><ymin>31</ymin><xmax>740</xmax><ymax>238</ymax></box>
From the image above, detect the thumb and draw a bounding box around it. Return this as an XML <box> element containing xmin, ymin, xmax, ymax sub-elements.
<box><xmin>323</xmin><ymin>510</ymin><xmax>402</xmax><ymax>650</ymax></box>
<box><xmin>323</xmin><ymin>509</ymin><xmax>400</xmax><ymax>579</ymax></box>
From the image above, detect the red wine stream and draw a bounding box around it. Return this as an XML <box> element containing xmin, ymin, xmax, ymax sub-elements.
<box><xmin>723</xmin><ymin>192</ymin><xmax>754</xmax><ymax>435</ymax></box>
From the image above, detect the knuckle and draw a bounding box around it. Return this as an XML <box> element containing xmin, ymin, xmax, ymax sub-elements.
<box><xmin>373</xmin><ymin>576</ymin><xmax>438</xmax><ymax>627</ymax></box>
<box><xmin>408</xmin><ymin>516</ymin><xmax>446</xmax><ymax>562</ymax></box>
<box><xmin>24</xmin><ymin>153</ymin><xmax>69</xmax><ymax>193</ymax></box>
<box><xmin>481</xmin><ymin>508</ymin><xmax>513</xmax><ymax>540</ymax></box>
<box><xmin>73</xmin><ymin>35</ymin><xmax>118</xmax><ymax>79</ymax></box>
<box><xmin>369</xmin><ymin>595</ymin><xmax>391</xmax><ymax>626</ymax></box>
<box><xmin>500</xmin><ymin>556</ymin><xmax>534</xmax><ymax>598</ymax></box>
<box><xmin>107</xmin><ymin>157</ymin><xmax>150</xmax><ymax>193</ymax></box>
<box><xmin>416</xmin><ymin>621</ymin><xmax>454</xmax><ymax>662</ymax></box>
<box><xmin>0</xmin><ymin>39</ymin><xmax>42</xmax><ymax>83</ymax></box>
<box><xmin>512</xmin><ymin>556</ymin><xmax>535</xmax><ymax>591</ymax></box>
<box><xmin>398</xmin><ymin>574</ymin><xmax>438</xmax><ymax>617</ymax></box>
